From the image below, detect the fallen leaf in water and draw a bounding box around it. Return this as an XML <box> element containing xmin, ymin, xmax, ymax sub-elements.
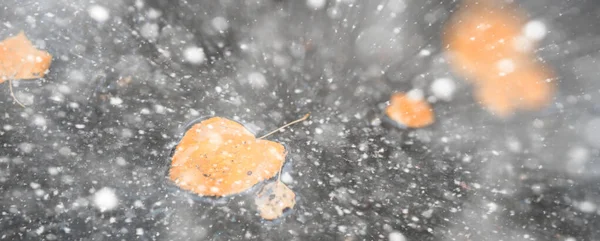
<box><xmin>0</xmin><ymin>31</ymin><xmax>52</xmax><ymax>82</ymax></box>
<box><xmin>255</xmin><ymin>181</ymin><xmax>296</xmax><ymax>220</ymax></box>
<box><xmin>169</xmin><ymin>117</ymin><xmax>286</xmax><ymax>197</ymax></box>
<box><xmin>169</xmin><ymin>114</ymin><xmax>309</xmax><ymax>198</ymax></box>
<box><xmin>386</xmin><ymin>92</ymin><xmax>434</xmax><ymax>128</ymax></box>
<box><xmin>444</xmin><ymin>0</ymin><xmax>555</xmax><ymax>117</ymax></box>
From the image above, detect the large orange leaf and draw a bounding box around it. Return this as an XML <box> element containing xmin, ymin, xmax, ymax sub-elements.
<box><xmin>169</xmin><ymin>117</ymin><xmax>286</xmax><ymax>197</ymax></box>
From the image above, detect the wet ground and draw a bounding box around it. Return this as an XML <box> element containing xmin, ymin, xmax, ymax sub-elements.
<box><xmin>1</xmin><ymin>0</ymin><xmax>600</xmax><ymax>240</ymax></box>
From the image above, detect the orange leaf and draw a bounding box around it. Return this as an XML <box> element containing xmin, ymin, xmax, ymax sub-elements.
<box><xmin>386</xmin><ymin>92</ymin><xmax>435</xmax><ymax>128</ymax></box>
<box><xmin>169</xmin><ymin>117</ymin><xmax>286</xmax><ymax>197</ymax></box>
<box><xmin>0</xmin><ymin>32</ymin><xmax>52</xmax><ymax>82</ymax></box>
<box><xmin>444</xmin><ymin>0</ymin><xmax>555</xmax><ymax>116</ymax></box>
<box><xmin>443</xmin><ymin>0</ymin><xmax>526</xmax><ymax>83</ymax></box>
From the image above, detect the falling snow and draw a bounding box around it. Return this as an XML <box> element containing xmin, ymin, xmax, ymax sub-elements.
<box><xmin>94</xmin><ymin>187</ymin><xmax>119</xmax><ymax>212</ymax></box>
<box><xmin>523</xmin><ymin>20</ymin><xmax>548</xmax><ymax>41</ymax></box>
<box><xmin>183</xmin><ymin>46</ymin><xmax>206</xmax><ymax>65</ymax></box>
<box><xmin>88</xmin><ymin>5</ymin><xmax>110</xmax><ymax>23</ymax></box>
<box><xmin>1</xmin><ymin>0</ymin><xmax>599</xmax><ymax>240</ymax></box>
<box><xmin>307</xmin><ymin>0</ymin><xmax>327</xmax><ymax>10</ymax></box>
<box><xmin>389</xmin><ymin>231</ymin><xmax>407</xmax><ymax>241</ymax></box>
<box><xmin>430</xmin><ymin>78</ymin><xmax>456</xmax><ymax>101</ymax></box>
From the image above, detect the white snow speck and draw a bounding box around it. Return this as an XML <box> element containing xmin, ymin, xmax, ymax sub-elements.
<box><xmin>116</xmin><ymin>157</ymin><xmax>127</xmax><ymax>166</ymax></box>
<box><xmin>19</xmin><ymin>143</ymin><xmax>34</xmax><ymax>153</ymax></box>
<box><xmin>154</xmin><ymin>104</ymin><xmax>166</xmax><ymax>114</ymax></box>
<box><xmin>94</xmin><ymin>187</ymin><xmax>119</xmax><ymax>212</ymax></box>
<box><xmin>315</xmin><ymin>127</ymin><xmax>324</xmax><ymax>135</ymax></box>
<box><xmin>307</xmin><ymin>0</ymin><xmax>326</xmax><ymax>10</ymax></box>
<box><xmin>248</xmin><ymin>72</ymin><xmax>267</xmax><ymax>88</ymax></box>
<box><xmin>421</xmin><ymin>209</ymin><xmax>433</xmax><ymax>218</ymax></box>
<box><xmin>523</xmin><ymin>20</ymin><xmax>547</xmax><ymax>41</ymax></box>
<box><xmin>33</xmin><ymin>115</ymin><xmax>47</xmax><ymax>126</ymax></box>
<box><xmin>389</xmin><ymin>231</ymin><xmax>407</xmax><ymax>241</ymax></box>
<box><xmin>58</xmin><ymin>85</ymin><xmax>71</xmax><ymax>94</ymax></box>
<box><xmin>430</xmin><ymin>78</ymin><xmax>456</xmax><ymax>101</ymax></box>
<box><xmin>88</xmin><ymin>5</ymin><xmax>110</xmax><ymax>23</ymax></box>
<box><xmin>136</xmin><ymin>228</ymin><xmax>144</xmax><ymax>236</ymax></box>
<box><xmin>281</xmin><ymin>172</ymin><xmax>294</xmax><ymax>184</ymax></box>
<box><xmin>211</xmin><ymin>16</ymin><xmax>229</xmax><ymax>32</ymax></box>
<box><xmin>486</xmin><ymin>202</ymin><xmax>498</xmax><ymax>213</ymax></box>
<box><xmin>406</xmin><ymin>89</ymin><xmax>424</xmax><ymax>101</ymax></box>
<box><xmin>576</xmin><ymin>201</ymin><xmax>597</xmax><ymax>213</ymax></box>
<box><xmin>30</xmin><ymin>182</ymin><xmax>41</xmax><ymax>189</ymax></box>
<box><xmin>371</xmin><ymin>118</ymin><xmax>382</xmax><ymax>126</ymax></box>
<box><xmin>110</xmin><ymin>97</ymin><xmax>123</xmax><ymax>106</ymax></box>
<box><xmin>147</xmin><ymin>8</ymin><xmax>162</xmax><ymax>19</ymax></box>
<box><xmin>48</xmin><ymin>167</ymin><xmax>60</xmax><ymax>175</ymax></box>
<box><xmin>419</xmin><ymin>49</ymin><xmax>431</xmax><ymax>57</ymax></box>
<box><xmin>134</xmin><ymin>200</ymin><xmax>144</xmax><ymax>208</ymax></box>
<box><xmin>36</xmin><ymin>226</ymin><xmax>44</xmax><ymax>235</ymax></box>
<box><xmin>140</xmin><ymin>23</ymin><xmax>159</xmax><ymax>41</ymax></box>
<box><xmin>58</xmin><ymin>147</ymin><xmax>72</xmax><ymax>156</ymax></box>
<box><xmin>69</xmin><ymin>102</ymin><xmax>80</xmax><ymax>109</ymax></box>
<box><xmin>183</xmin><ymin>46</ymin><xmax>206</xmax><ymax>65</ymax></box>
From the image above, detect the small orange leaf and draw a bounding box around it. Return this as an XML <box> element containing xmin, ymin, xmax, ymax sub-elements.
<box><xmin>386</xmin><ymin>92</ymin><xmax>435</xmax><ymax>128</ymax></box>
<box><xmin>254</xmin><ymin>181</ymin><xmax>296</xmax><ymax>220</ymax></box>
<box><xmin>169</xmin><ymin>117</ymin><xmax>286</xmax><ymax>197</ymax></box>
<box><xmin>0</xmin><ymin>32</ymin><xmax>52</xmax><ymax>82</ymax></box>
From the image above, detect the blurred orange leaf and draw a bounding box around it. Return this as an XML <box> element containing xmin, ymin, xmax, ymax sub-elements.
<box><xmin>0</xmin><ymin>31</ymin><xmax>52</xmax><ymax>82</ymax></box>
<box><xmin>386</xmin><ymin>92</ymin><xmax>435</xmax><ymax>128</ymax></box>
<box><xmin>444</xmin><ymin>0</ymin><xmax>555</xmax><ymax>117</ymax></box>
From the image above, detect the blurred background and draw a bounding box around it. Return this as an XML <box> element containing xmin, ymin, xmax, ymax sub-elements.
<box><xmin>1</xmin><ymin>0</ymin><xmax>600</xmax><ymax>240</ymax></box>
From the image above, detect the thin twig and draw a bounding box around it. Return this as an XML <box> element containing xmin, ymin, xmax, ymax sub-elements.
<box><xmin>4</xmin><ymin>61</ymin><xmax>27</xmax><ymax>108</ymax></box>
<box><xmin>8</xmin><ymin>79</ymin><xmax>25</xmax><ymax>108</ymax></box>
<box><xmin>258</xmin><ymin>113</ymin><xmax>310</xmax><ymax>139</ymax></box>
